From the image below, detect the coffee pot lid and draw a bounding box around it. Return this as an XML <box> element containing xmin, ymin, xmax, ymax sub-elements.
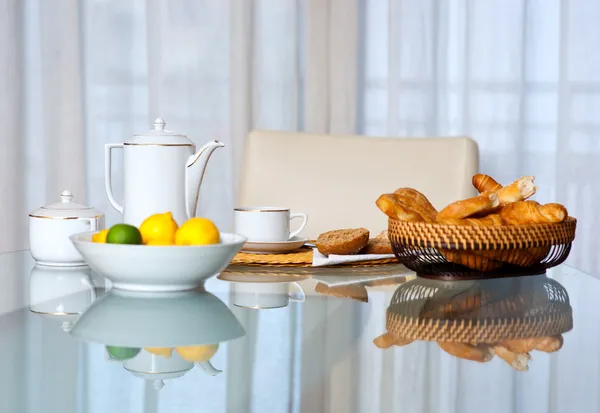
<box><xmin>128</xmin><ymin>118</ymin><xmax>195</xmax><ymax>146</ymax></box>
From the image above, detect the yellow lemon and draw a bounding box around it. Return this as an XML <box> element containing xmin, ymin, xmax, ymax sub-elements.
<box><xmin>92</xmin><ymin>229</ymin><xmax>109</xmax><ymax>243</ymax></box>
<box><xmin>145</xmin><ymin>347</ymin><xmax>173</xmax><ymax>358</ymax></box>
<box><xmin>139</xmin><ymin>212</ymin><xmax>178</xmax><ymax>245</ymax></box>
<box><xmin>175</xmin><ymin>344</ymin><xmax>219</xmax><ymax>362</ymax></box>
<box><xmin>175</xmin><ymin>217</ymin><xmax>220</xmax><ymax>246</ymax></box>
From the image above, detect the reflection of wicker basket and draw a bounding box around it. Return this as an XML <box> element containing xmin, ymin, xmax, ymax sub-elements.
<box><xmin>388</xmin><ymin>217</ymin><xmax>577</xmax><ymax>278</ymax></box>
<box><xmin>384</xmin><ymin>276</ymin><xmax>572</xmax><ymax>344</ymax></box>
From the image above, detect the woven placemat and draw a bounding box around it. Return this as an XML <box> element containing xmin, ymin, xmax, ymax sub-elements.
<box><xmin>231</xmin><ymin>246</ymin><xmax>398</xmax><ymax>268</ymax></box>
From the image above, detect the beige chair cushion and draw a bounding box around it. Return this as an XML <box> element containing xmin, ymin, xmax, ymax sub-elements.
<box><xmin>237</xmin><ymin>130</ymin><xmax>479</xmax><ymax>239</ymax></box>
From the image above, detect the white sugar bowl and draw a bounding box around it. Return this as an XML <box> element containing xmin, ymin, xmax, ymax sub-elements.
<box><xmin>29</xmin><ymin>190</ymin><xmax>105</xmax><ymax>266</ymax></box>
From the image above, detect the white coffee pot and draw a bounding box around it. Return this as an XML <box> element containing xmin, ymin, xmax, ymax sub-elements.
<box><xmin>105</xmin><ymin>118</ymin><xmax>224</xmax><ymax>226</ymax></box>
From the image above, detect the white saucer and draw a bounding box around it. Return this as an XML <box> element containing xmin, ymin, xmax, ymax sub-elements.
<box><xmin>241</xmin><ymin>236</ymin><xmax>308</xmax><ymax>254</ymax></box>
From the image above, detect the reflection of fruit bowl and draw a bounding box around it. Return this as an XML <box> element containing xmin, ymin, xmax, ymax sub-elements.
<box><xmin>70</xmin><ymin>288</ymin><xmax>245</xmax><ymax>388</ymax></box>
<box><xmin>70</xmin><ymin>232</ymin><xmax>246</xmax><ymax>291</ymax></box>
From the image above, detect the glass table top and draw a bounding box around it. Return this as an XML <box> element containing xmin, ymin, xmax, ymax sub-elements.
<box><xmin>0</xmin><ymin>250</ymin><xmax>596</xmax><ymax>413</ymax></box>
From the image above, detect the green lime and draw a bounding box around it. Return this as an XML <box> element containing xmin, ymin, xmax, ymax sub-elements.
<box><xmin>106</xmin><ymin>346</ymin><xmax>141</xmax><ymax>361</ymax></box>
<box><xmin>106</xmin><ymin>224</ymin><xmax>142</xmax><ymax>245</ymax></box>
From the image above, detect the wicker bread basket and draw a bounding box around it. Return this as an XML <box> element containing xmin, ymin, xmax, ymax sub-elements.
<box><xmin>388</xmin><ymin>217</ymin><xmax>577</xmax><ymax>279</ymax></box>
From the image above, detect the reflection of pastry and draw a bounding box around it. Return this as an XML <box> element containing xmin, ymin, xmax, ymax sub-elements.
<box><xmin>492</xmin><ymin>346</ymin><xmax>530</xmax><ymax>371</ymax></box>
<box><xmin>316</xmin><ymin>228</ymin><xmax>369</xmax><ymax>256</ymax></box>
<box><xmin>438</xmin><ymin>342</ymin><xmax>494</xmax><ymax>363</ymax></box>
<box><xmin>535</xmin><ymin>335</ymin><xmax>563</xmax><ymax>352</ymax></box>
<box><xmin>499</xmin><ymin>337</ymin><xmax>542</xmax><ymax>353</ymax></box>
<box><xmin>314</xmin><ymin>282</ymin><xmax>368</xmax><ymax>303</ymax></box>
<box><xmin>373</xmin><ymin>332</ymin><xmax>413</xmax><ymax>348</ymax></box>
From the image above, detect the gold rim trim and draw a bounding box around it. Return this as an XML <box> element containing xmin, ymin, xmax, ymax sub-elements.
<box><xmin>29</xmin><ymin>214</ymin><xmax>104</xmax><ymax>220</ymax></box>
<box><xmin>30</xmin><ymin>309</ymin><xmax>81</xmax><ymax>316</ymax></box>
<box><xmin>123</xmin><ymin>143</ymin><xmax>194</xmax><ymax>147</ymax></box>
<box><xmin>234</xmin><ymin>208</ymin><xmax>290</xmax><ymax>212</ymax></box>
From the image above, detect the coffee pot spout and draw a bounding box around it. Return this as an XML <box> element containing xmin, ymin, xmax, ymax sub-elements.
<box><xmin>185</xmin><ymin>140</ymin><xmax>225</xmax><ymax>219</ymax></box>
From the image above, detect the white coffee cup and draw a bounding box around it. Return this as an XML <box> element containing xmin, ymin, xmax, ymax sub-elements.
<box><xmin>233</xmin><ymin>207</ymin><xmax>308</xmax><ymax>242</ymax></box>
<box><xmin>231</xmin><ymin>282</ymin><xmax>306</xmax><ymax>309</ymax></box>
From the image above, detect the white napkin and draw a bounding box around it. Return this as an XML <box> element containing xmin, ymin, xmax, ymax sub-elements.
<box><xmin>311</xmin><ymin>248</ymin><xmax>396</xmax><ymax>267</ymax></box>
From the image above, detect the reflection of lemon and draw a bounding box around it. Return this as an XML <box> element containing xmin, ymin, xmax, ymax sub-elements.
<box><xmin>175</xmin><ymin>218</ymin><xmax>220</xmax><ymax>246</ymax></box>
<box><xmin>106</xmin><ymin>224</ymin><xmax>143</xmax><ymax>245</ymax></box>
<box><xmin>145</xmin><ymin>347</ymin><xmax>173</xmax><ymax>358</ymax></box>
<box><xmin>92</xmin><ymin>229</ymin><xmax>109</xmax><ymax>243</ymax></box>
<box><xmin>176</xmin><ymin>344</ymin><xmax>219</xmax><ymax>362</ymax></box>
<box><xmin>139</xmin><ymin>212</ymin><xmax>178</xmax><ymax>245</ymax></box>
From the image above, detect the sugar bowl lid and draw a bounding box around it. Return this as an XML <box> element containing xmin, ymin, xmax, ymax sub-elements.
<box><xmin>29</xmin><ymin>190</ymin><xmax>104</xmax><ymax>219</ymax></box>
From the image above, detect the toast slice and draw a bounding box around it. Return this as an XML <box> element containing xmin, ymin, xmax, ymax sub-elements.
<box><xmin>316</xmin><ymin>228</ymin><xmax>370</xmax><ymax>256</ymax></box>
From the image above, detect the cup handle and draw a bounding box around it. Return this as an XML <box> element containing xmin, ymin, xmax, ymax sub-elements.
<box><xmin>288</xmin><ymin>282</ymin><xmax>306</xmax><ymax>303</ymax></box>
<box><xmin>289</xmin><ymin>213</ymin><xmax>308</xmax><ymax>239</ymax></box>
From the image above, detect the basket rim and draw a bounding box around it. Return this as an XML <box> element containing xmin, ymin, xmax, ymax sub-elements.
<box><xmin>388</xmin><ymin>216</ymin><xmax>577</xmax><ymax>230</ymax></box>
<box><xmin>388</xmin><ymin>216</ymin><xmax>577</xmax><ymax>251</ymax></box>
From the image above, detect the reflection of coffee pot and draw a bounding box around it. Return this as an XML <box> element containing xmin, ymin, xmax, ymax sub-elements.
<box><xmin>105</xmin><ymin>118</ymin><xmax>224</xmax><ymax>227</ymax></box>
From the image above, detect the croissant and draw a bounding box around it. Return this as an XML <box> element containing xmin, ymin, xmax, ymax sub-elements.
<box><xmin>472</xmin><ymin>174</ymin><xmax>502</xmax><ymax>192</ymax></box>
<box><xmin>376</xmin><ymin>190</ymin><xmax>437</xmax><ymax>222</ymax></box>
<box><xmin>437</xmin><ymin>192</ymin><xmax>500</xmax><ymax>220</ymax></box>
<box><xmin>437</xmin><ymin>342</ymin><xmax>494</xmax><ymax>363</ymax></box>
<box><xmin>393</xmin><ymin>188</ymin><xmax>438</xmax><ymax>221</ymax></box>
<box><xmin>376</xmin><ymin>194</ymin><xmax>424</xmax><ymax>222</ymax></box>
<box><xmin>500</xmin><ymin>201</ymin><xmax>567</xmax><ymax>225</ymax></box>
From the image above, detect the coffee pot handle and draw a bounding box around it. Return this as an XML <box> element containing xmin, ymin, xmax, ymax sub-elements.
<box><xmin>105</xmin><ymin>144</ymin><xmax>124</xmax><ymax>214</ymax></box>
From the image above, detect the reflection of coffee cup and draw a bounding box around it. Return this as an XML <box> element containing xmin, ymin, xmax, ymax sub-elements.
<box><xmin>231</xmin><ymin>282</ymin><xmax>306</xmax><ymax>309</ymax></box>
<box><xmin>233</xmin><ymin>207</ymin><xmax>308</xmax><ymax>242</ymax></box>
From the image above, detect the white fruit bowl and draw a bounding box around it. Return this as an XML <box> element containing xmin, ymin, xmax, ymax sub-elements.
<box><xmin>70</xmin><ymin>232</ymin><xmax>246</xmax><ymax>292</ymax></box>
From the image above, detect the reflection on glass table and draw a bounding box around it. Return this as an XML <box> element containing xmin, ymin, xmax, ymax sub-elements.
<box><xmin>374</xmin><ymin>276</ymin><xmax>572</xmax><ymax>371</ymax></box>
<box><xmin>1</xmin><ymin>250</ymin><xmax>599</xmax><ymax>413</ymax></box>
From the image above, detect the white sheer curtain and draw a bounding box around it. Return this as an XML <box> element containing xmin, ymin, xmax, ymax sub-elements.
<box><xmin>3</xmin><ymin>0</ymin><xmax>600</xmax><ymax>412</ymax></box>
<box><xmin>3</xmin><ymin>0</ymin><xmax>598</xmax><ymax>273</ymax></box>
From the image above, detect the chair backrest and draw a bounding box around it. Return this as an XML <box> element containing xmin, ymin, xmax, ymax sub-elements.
<box><xmin>237</xmin><ymin>130</ymin><xmax>479</xmax><ymax>238</ymax></box>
